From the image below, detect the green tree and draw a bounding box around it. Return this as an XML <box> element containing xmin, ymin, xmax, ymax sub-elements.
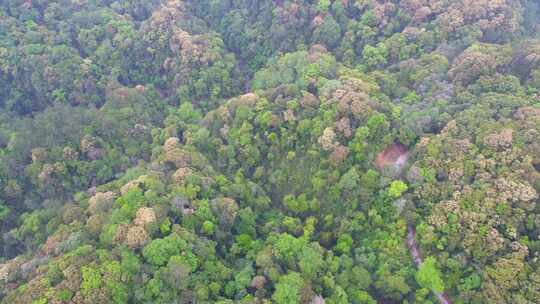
<box><xmin>317</xmin><ymin>0</ymin><xmax>331</xmax><ymax>12</ymax></box>
<box><xmin>283</xmin><ymin>194</ymin><xmax>310</xmax><ymax>214</ymax></box>
<box><xmin>298</xmin><ymin>246</ymin><xmax>325</xmax><ymax>279</ymax></box>
<box><xmin>388</xmin><ymin>181</ymin><xmax>408</xmax><ymax>198</ymax></box>
<box><xmin>272</xmin><ymin>272</ymin><xmax>304</xmax><ymax>304</ymax></box>
<box><xmin>81</xmin><ymin>266</ymin><xmax>102</xmax><ymax>296</ymax></box>
<box><xmin>142</xmin><ymin>234</ymin><xmax>188</xmax><ymax>266</ymax></box>
<box><xmin>272</xmin><ymin>233</ymin><xmax>306</xmax><ymax>266</ymax></box>
<box><xmin>362</xmin><ymin>44</ymin><xmax>389</xmax><ymax>68</ymax></box>
<box><xmin>416</xmin><ymin>257</ymin><xmax>445</xmax><ymax>293</ymax></box>
<box><xmin>313</xmin><ymin>15</ymin><xmax>342</xmax><ymax>49</ymax></box>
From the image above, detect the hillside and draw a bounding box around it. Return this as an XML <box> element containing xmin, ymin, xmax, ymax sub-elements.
<box><xmin>1</xmin><ymin>1</ymin><xmax>540</xmax><ymax>303</ymax></box>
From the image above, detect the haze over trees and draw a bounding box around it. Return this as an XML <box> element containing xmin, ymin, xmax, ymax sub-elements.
<box><xmin>1</xmin><ymin>1</ymin><xmax>540</xmax><ymax>303</ymax></box>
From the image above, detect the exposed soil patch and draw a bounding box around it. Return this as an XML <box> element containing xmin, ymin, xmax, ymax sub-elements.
<box><xmin>375</xmin><ymin>143</ymin><xmax>410</xmax><ymax>170</ymax></box>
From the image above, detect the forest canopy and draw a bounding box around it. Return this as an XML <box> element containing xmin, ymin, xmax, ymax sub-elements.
<box><xmin>1</xmin><ymin>1</ymin><xmax>540</xmax><ymax>304</ymax></box>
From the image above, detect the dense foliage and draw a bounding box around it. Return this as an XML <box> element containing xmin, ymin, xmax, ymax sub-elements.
<box><xmin>1</xmin><ymin>1</ymin><xmax>540</xmax><ymax>303</ymax></box>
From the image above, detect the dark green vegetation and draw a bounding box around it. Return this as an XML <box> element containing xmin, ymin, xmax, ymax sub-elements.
<box><xmin>1</xmin><ymin>0</ymin><xmax>540</xmax><ymax>303</ymax></box>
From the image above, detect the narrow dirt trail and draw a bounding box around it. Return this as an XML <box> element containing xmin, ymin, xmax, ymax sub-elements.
<box><xmin>406</xmin><ymin>227</ymin><xmax>453</xmax><ymax>304</ymax></box>
<box><xmin>377</xmin><ymin>143</ymin><xmax>453</xmax><ymax>304</ymax></box>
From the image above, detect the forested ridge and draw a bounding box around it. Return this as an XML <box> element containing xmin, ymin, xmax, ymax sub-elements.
<box><xmin>1</xmin><ymin>1</ymin><xmax>540</xmax><ymax>303</ymax></box>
